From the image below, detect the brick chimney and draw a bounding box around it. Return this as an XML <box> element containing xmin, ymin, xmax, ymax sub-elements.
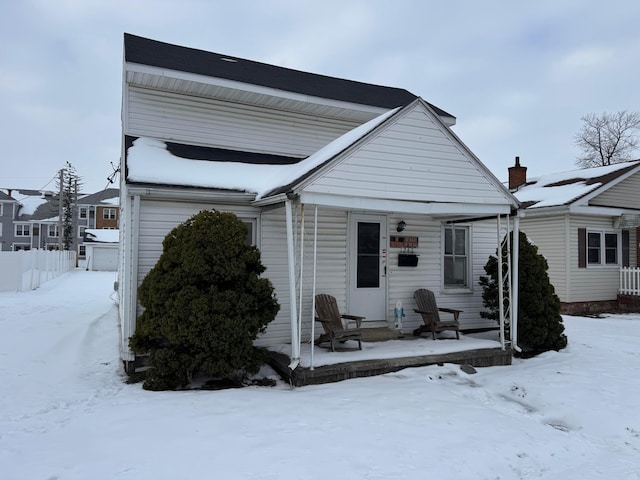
<box><xmin>508</xmin><ymin>156</ymin><xmax>527</xmax><ymax>190</ymax></box>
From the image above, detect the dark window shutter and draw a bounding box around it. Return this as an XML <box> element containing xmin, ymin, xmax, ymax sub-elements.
<box><xmin>622</xmin><ymin>230</ymin><xmax>630</xmax><ymax>267</ymax></box>
<box><xmin>578</xmin><ymin>228</ymin><xmax>586</xmax><ymax>268</ymax></box>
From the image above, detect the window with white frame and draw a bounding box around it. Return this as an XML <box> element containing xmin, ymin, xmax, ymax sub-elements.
<box><xmin>0</xmin><ymin>203</ymin><xmax>3</xmax><ymax>216</ymax></box>
<box><xmin>15</xmin><ymin>224</ymin><xmax>30</xmax><ymax>236</ymax></box>
<box><xmin>78</xmin><ymin>226</ymin><xmax>86</xmax><ymax>238</ymax></box>
<box><xmin>443</xmin><ymin>225</ymin><xmax>470</xmax><ymax>288</ymax></box>
<box><xmin>587</xmin><ymin>230</ymin><xmax>619</xmax><ymax>266</ymax></box>
<box><xmin>0</xmin><ymin>223</ymin><xmax>3</xmax><ymax>237</ymax></box>
<box><xmin>79</xmin><ymin>245</ymin><xmax>86</xmax><ymax>257</ymax></box>
<box><xmin>103</xmin><ymin>208</ymin><xmax>116</xmax><ymax>220</ymax></box>
<box><xmin>79</xmin><ymin>207</ymin><xmax>88</xmax><ymax>219</ymax></box>
<box><xmin>242</xmin><ymin>219</ymin><xmax>257</xmax><ymax>246</ymax></box>
<box><xmin>48</xmin><ymin>224</ymin><xmax>60</xmax><ymax>237</ymax></box>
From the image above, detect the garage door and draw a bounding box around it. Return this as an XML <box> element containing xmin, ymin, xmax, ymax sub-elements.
<box><xmin>91</xmin><ymin>246</ymin><xmax>118</xmax><ymax>271</ymax></box>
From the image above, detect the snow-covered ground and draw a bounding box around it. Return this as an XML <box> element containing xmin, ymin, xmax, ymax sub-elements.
<box><xmin>1</xmin><ymin>270</ymin><xmax>639</xmax><ymax>480</ymax></box>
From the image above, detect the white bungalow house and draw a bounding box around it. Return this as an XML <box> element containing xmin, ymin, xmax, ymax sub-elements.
<box><xmin>509</xmin><ymin>157</ymin><xmax>640</xmax><ymax>314</ymax></box>
<box><xmin>118</xmin><ymin>34</ymin><xmax>521</xmax><ymax>373</ymax></box>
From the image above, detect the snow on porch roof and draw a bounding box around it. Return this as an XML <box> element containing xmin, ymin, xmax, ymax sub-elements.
<box><xmin>126</xmin><ymin>107</ymin><xmax>400</xmax><ymax>199</ymax></box>
<box><xmin>513</xmin><ymin>160</ymin><xmax>640</xmax><ymax>209</ymax></box>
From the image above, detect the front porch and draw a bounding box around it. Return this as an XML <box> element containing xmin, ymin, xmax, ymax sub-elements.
<box><xmin>268</xmin><ymin>329</ymin><xmax>511</xmax><ymax>387</ymax></box>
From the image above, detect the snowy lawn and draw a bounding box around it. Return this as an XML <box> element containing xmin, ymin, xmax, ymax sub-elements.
<box><xmin>1</xmin><ymin>270</ymin><xmax>639</xmax><ymax>479</ymax></box>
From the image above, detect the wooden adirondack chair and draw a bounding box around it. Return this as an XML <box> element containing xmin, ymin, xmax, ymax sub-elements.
<box><xmin>314</xmin><ymin>294</ymin><xmax>365</xmax><ymax>351</ymax></box>
<box><xmin>412</xmin><ymin>288</ymin><xmax>461</xmax><ymax>339</ymax></box>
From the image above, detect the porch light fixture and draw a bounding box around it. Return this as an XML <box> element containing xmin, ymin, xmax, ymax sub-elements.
<box><xmin>396</xmin><ymin>220</ymin><xmax>406</xmax><ymax>232</ymax></box>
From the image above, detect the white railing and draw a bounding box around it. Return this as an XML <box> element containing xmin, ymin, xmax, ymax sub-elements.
<box><xmin>619</xmin><ymin>267</ymin><xmax>640</xmax><ymax>296</ymax></box>
<box><xmin>0</xmin><ymin>249</ymin><xmax>76</xmax><ymax>292</ymax></box>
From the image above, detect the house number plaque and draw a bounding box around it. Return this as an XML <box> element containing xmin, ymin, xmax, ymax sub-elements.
<box><xmin>390</xmin><ymin>236</ymin><xmax>418</xmax><ymax>248</ymax></box>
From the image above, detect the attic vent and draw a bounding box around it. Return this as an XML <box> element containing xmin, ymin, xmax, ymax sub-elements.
<box><xmin>220</xmin><ymin>57</ymin><xmax>238</xmax><ymax>63</ymax></box>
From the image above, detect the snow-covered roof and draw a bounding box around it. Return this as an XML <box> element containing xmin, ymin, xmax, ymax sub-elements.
<box><xmin>126</xmin><ymin>107</ymin><xmax>400</xmax><ymax>199</ymax></box>
<box><xmin>513</xmin><ymin>160</ymin><xmax>640</xmax><ymax>209</ymax></box>
<box><xmin>15</xmin><ymin>192</ymin><xmax>51</xmax><ymax>216</ymax></box>
<box><xmin>85</xmin><ymin>229</ymin><xmax>119</xmax><ymax>243</ymax></box>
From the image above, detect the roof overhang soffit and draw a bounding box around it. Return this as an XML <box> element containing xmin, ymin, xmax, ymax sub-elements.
<box><xmin>125</xmin><ymin>63</ymin><xmax>388</xmax><ymax>121</ymax></box>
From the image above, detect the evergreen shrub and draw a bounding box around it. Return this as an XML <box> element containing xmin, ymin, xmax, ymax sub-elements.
<box><xmin>479</xmin><ymin>230</ymin><xmax>567</xmax><ymax>355</ymax></box>
<box><xmin>129</xmin><ymin>210</ymin><xmax>280</xmax><ymax>390</ymax></box>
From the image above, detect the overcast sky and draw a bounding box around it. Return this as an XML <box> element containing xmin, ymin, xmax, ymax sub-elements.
<box><xmin>2</xmin><ymin>0</ymin><xmax>639</xmax><ymax>194</ymax></box>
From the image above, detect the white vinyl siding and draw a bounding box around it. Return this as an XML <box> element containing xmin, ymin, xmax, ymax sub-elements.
<box><xmin>126</xmin><ymin>87</ymin><xmax>359</xmax><ymax>158</ymax></box>
<box><xmin>260</xmin><ymin>207</ymin><xmax>349</xmax><ymax>345</ymax></box>
<box><xmin>304</xmin><ymin>107</ymin><xmax>510</xmax><ymax>205</ymax></box>
<box><xmin>590</xmin><ymin>172</ymin><xmax>640</xmax><ymax>208</ymax></box>
<box><xmin>518</xmin><ymin>215</ymin><xmax>569</xmax><ymax>301</ymax></box>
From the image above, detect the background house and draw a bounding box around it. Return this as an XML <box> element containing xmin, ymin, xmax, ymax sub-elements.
<box><xmin>118</xmin><ymin>34</ymin><xmax>520</xmax><ymax>371</ymax></box>
<box><xmin>0</xmin><ymin>188</ymin><xmax>120</xmax><ymax>261</ymax></box>
<box><xmin>509</xmin><ymin>157</ymin><xmax>640</xmax><ymax>314</ymax></box>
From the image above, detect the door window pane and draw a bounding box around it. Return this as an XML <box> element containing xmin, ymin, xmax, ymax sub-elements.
<box><xmin>357</xmin><ymin>222</ymin><xmax>379</xmax><ymax>288</ymax></box>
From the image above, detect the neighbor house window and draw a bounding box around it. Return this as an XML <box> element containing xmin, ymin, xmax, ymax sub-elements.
<box><xmin>48</xmin><ymin>224</ymin><xmax>60</xmax><ymax>237</ymax></box>
<box><xmin>15</xmin><ymin>224</ymin><xmax>30</xmax><ymax>236</ymax></box>
<box><xmin>78</xmin><ymin>226</ymin><xmax>86</xmax><ymax>238</ymax></box>
<box><xmin>587</xmin><ymin>230</ymin><xmax>619</xmax><ymax>266</ymax></box>
<box><xmin>79</xmin><ymin>245</ymin><xmax>86</xmax><ymax>257</ymax></box>
<box><xmin>79</xmin><ymin>207</ymin><xmax>88</xmax><ymax>219</ymax></box>
<box><xmin>0</xmin><ymin>224</ymin><xmax>3</xmax><ymax>237</ymax></box>
<box><xmin>444</xmin><ymin>225</ymin><xmax>470</xmax><ymax>288</ymax></box>
<box><xmin>0</xmin><ymin>203</ymin><xmax>3</xmax><ymax>216</ymax></box>
<box><xmin>103</xmin><ymin>208</ymin><xmax>116</xmax><ymax>220</ymax></box>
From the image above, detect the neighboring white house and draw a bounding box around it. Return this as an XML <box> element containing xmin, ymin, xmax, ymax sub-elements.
<box><xmin>84</xmin><ymin>228</ymin><xmax>119</xmax><ymax>271</ymax></box>
<box><xmin>118</xmin><ymin>34</ymin><xmax>521</xmax><ymax>372</ymax></box>
<box><xmin>509</xmin><ymin>157</ymin><xmax>640</xmax><ymax>314</ymax></box>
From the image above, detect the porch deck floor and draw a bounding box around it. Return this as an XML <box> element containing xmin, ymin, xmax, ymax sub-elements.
<box><xmin>268</xmin><ymin>328</ymin><xmax>512</xmax><ymax>387</ymax></box>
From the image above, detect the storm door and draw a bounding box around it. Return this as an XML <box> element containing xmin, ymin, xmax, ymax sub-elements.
<box><xmin>348</xmin><ymin>214</ymin><xmax>387</xmax><ymax>322</ymax></box>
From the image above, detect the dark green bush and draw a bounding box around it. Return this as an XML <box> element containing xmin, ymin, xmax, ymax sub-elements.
<box><xmin>479</xmin><ymin>230</ymin><xmax>567</xmax><ymax>355</ymax></box>
<box><xmin>129</xmin><ymin>210</ymin><xmax>279</xmax><ymax>390</ymax></box>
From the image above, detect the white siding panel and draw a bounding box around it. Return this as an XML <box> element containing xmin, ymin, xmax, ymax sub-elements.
<box><xmin>258</xmin><ymin>207</ymin><xmax>348</xmax><ymax>346</ymax></box>
<box><xmin>126</xmin><ymin>87</ymin><xmax>358</xmax><ymax>157</ymax></box>
<box><xmin>519</xmin><ymin>215</ymin><xmax>569</xmax><ymax>301</ymax></box>
<box><xmin>590</xmin><ymin>172</ymin><xmax>640</xmax><ymax>208</ymax></box>
<box><xmin>305</xmin><ymin>107</ymin><xmax>509</xmax><ymax>204</ymax></box>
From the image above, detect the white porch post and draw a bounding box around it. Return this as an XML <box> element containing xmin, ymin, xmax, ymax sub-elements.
<box><xmin>285</xmin><ymin>199</ymin><xmax>300</xmax><ymax>370</ymax></box>
<box><xmin>297</xmin><ymin>204</ymin><xmax>305</xmax><ymax>354</ymax></box>
<box><xmin>512</xmin><ymin>214</ymin><xmax>522</xmax><ymax>352</ymax></box>
<box><xmin>310</xmin><ymin>205</ymin><xmax>318</xmax><ymax>370</ymax></box>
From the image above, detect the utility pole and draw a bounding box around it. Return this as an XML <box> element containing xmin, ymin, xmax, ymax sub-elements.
<box><xmin>73</xmin><ymin>178</ymin><xmax>78</xmax><ymax>265</ymax></box>
<box><xmin>58</xmin><ymin>168</ymin><xmax>64</xmax><ymax>251</ymax></box>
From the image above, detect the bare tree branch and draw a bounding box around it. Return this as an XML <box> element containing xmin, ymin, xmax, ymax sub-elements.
<box><xmin>574</xmin><ymin>111</ymin><xmax>640</xmax><ymax>168</ymax></box>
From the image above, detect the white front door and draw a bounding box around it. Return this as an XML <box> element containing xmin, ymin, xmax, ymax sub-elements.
<box><xmin>348</xmin><ymin>214</ymin><xmax>387</xmax><ymax>323</ymax></box>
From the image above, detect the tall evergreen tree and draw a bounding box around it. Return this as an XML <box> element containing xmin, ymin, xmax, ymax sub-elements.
<box><xmin>55</xmin><ymin>162</ymin><xmax>81</xmax><ymax>250</ymax></box>
<box><xmin>479</xmin><ymin>231</ymin><xmax>567</xmax><ymax>355</ymax></box>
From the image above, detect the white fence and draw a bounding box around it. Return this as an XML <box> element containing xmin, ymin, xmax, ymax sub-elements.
<box><xmin>0</xmin><ymin>249</ymin><xmax>76</xmax><ymax>292</ymax></box>
<box><xmin>619</xmin><ymin>267</ymin><xmax>640</xmax><ymax>296</ymax></box>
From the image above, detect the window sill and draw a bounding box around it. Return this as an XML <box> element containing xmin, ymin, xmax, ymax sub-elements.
<box><xmin>441</xmin><ymin>287</ymin><xmax>473</xmax><ymax>294</ymax></box>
